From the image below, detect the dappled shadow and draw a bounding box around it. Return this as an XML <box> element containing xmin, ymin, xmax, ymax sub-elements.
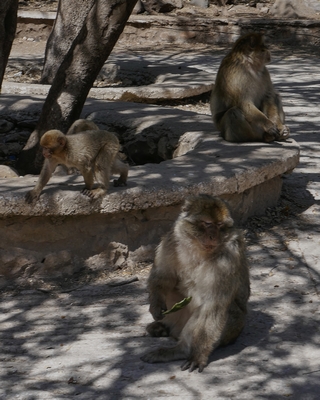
<box><xmin>1</xmin><ymin>239</ymin><xmax>319</xmax><ymax>399</ymax></box>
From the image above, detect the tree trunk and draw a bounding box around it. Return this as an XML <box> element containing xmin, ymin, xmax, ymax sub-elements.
<box><xmin>41</xmin><ymin>0</ymin><xmax>96</xmax><ymax>85</ymax></box>
<box><xmin>18</xmin><ymin>0</ymin><xmax>137</xmax><ymax>174</ymax></box>
<box><xmin>0</xmin><ymin>0</ymin><xmax>19</xmax><ymax>92</ymax></box>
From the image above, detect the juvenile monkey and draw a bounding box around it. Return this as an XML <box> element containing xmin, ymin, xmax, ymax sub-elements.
<box><xmin>57</xmin><ymin>119</ymin><xmax>101</xmax><ymax>176</ymax></box>
<box><xmin>25</xmin><ymin>128</ymin><xmax>127</xmax><ymax>203</ymax></box>
<box><xmin>64</xmin><ymin>119</ymin><xmax>128</xmax><ymax>185</ymax></box>
<box><xmin>141</xmin><ymin>194</ymin><xmax>250</xmax><ymax>373</ymax></box>
<box><xmin>210</xmin><ymin>32</ymin><xmax>290</xmax><ymax>143</ymax></box>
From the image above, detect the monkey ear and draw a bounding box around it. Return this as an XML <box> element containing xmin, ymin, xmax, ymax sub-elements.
<box><xmin>181</xmin><ymin>197</ymin><xmax>194</xmax><ymax>212</ymax></box>
<box><xmin>223</xmin><ymin>215</ymin><xmax>234</xmax><ymax>228</ymax></box>
<box><xmin>57</xmin><ymin>136</ymin><xmax>66</xmax><ymax>147</ymax></box>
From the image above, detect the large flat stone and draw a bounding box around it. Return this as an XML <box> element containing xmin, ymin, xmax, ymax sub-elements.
<box><xmin>0</xmin><ymin>99</ymin><xmax>299</xmax><ymax>257</ymax></box>
<box><xmin>2</xmin><ymin>65</ymin><xmax>213</xmax><ymax>102</ymax></box>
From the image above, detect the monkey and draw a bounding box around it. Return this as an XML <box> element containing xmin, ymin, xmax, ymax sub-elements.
<box><xmin>54</xmin><ymin>119</ymin><xmax>101</xmax><ymax>176</ymax></box>
<box><xmin>25</xmin><ymin>128</ymin><xmax>128</xmax><ymax>203</ymax></box>
<box><xmin>141</xmin><ymin>194</ymin><xmax>250</xmax><ymax>373</ymax></box>
<box><xmin>59</xmin><ymin>119</ymin><xmax>128</xmax><ymax>184</ymax></box>
<box><xmin>210</xmin><ymin>32</ymin><xmax>290</xmax><ymax>143</ymax></box>
<box><xmin>66</xmin><ymin>119</ymin><xmax>128</xmax><ymax>187</ymax></box>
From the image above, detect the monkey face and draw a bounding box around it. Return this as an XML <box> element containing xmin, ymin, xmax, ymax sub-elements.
<box><xmin>255</xmin><ymin>43</ymin><xmax>271</xmax><ymax>67</ymax></box>
<box><xmin>233</xmin><ymin>32</ymin><xmax>271</xmax><ymax>69</ymax></box>
<box><xmin>180</xmin><ymin>195</ymin><xmax>234</xmax><ymax>252</ymax></box>
<box><xmin>40</xmin><ymin>130</ymin><xmax>67</xmax><ymax>159</ymax></box>
<box><xmin>193</xmin><ymin>219</ymin><xmax>221</xmax><ymax>251</ymax></box>
<box><xmin>42</xmin><ymin>147</ymin><xmax>54</xmax><ymax>159</ymax></box>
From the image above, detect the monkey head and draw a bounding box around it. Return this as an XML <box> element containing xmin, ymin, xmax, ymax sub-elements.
<box><xmin>177</xmin><ymin>194</ymin><xmax>234</xmax><ymax>252</ymax></box>
<box><xmin>233</xmin><ymin>32</ymin><xmax>271</xmax><ymax>70</ymax></box>
<box><xmin>40</xmin><ymin>130</ymin><xmax>67</xmax><ymax>159</ymax></box>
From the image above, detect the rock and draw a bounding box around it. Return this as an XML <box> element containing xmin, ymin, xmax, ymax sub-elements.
<box><xmin>132</xmin><ymin>0</ymin><xmax>145</xmax><ymax>14</ymax></box>
<box><xmin>141</xmin><ymin>0</ymin><xmax>182</xmax><ymax>13</ymax></box>
<box><xmin>0</xmin><ymin>247</ymin><xmax>41</xmax><ymax>277</ymax></box>
<box><xmin>173</xmin><ymin>131</ymin><xmax>204</xmax><ymax>158</ymax></box>
<box><xmin>0</xmin><ymin>165</ymin><xmax>19</xmax><ymax>178</ymax></box>
<box><xmin>189</xmin><ymin>0</ymin><xmax>209</xmax><ymax>8</ymax></box>
<box><xmin>35</xmin><ymin>250</ymin><xmax>79</xmax><ymax>278</ymax></box>
<box><xmin>106</xmin><ymin>242</ymin><xmax>129</xmax><ymax>270</ymax></box>
<box><xmin>0</xmin><ymin>119</ymin><xmax>14</xmax><ymax>133</ymax></box>
<box><xmin>270</xmin><ymin>0</ymin><xmax>316</xmax><ymax>18</ymax></box>
<box><xmin>0</xmin><ymin>142</ymin><xmax>23</xmax><ymax>156</ymax></box>
<box><xmin>129</xmin><ymin>245</ymin><xmax>155</xmax><ymax>263</ymax></box>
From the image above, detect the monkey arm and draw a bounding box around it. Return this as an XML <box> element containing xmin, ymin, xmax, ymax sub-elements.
<box><xmin>25</xmin><ymin>159</ymin><xmax>58</xmax><ymax>203</ymax></box>
<box><xmin>148</xmin><ymin>269</ymin><xmax>178</xmax><ymax>321</ymax></box>
<box><xmin>148</xmin><ymin>237</ymin><xmax>180</xmax><ymax>320</ymax></box>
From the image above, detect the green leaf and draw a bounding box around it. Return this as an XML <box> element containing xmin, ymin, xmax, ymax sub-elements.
<box><xmin>162</xmin><ymin>297</ymin><xmax>192</xmax><ymax>315</ymax></box>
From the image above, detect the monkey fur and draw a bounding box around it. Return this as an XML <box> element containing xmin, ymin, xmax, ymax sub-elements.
<box><xmin>141</xmin><ymin>194</ymin><xmax>250</xmax><ymax>373</ymax></box>
<box><xmin>25</xmin><ymin>126</ymin><xmax>128</xmax><ymax>203</ymax></box>
<box><xmin>210</xmin><ymin>32</ymin><xmax>290</xmax><ymax>143</ymax></box>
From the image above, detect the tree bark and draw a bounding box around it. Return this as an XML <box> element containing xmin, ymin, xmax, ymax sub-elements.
<box><xmin>19</xmin><ymin>0</ymin><xmax>137</xmax><ymax>174</ymax></box>
<box><xmin>41</xmin><ymin>0</ymin><xmax>96</xmax><ymax>85</ymax></box>
<box><xmin>0</xmin><ymin>0</ymin><xmax>19</xmax><ymax>92</ymax></box>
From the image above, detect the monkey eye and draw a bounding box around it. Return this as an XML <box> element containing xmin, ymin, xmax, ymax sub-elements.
<box><xmin>202</xmin><ymin>221</ymin><xmax>213</xmax><ymax>227</ymax></box>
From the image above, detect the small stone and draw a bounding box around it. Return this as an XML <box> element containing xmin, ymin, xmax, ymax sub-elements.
<box><xmin>0</xmin><ymin>119</ymin><xmax>14</xmax><ymax>133</ymax></box>
<box><xmin>0</xmin><ymin>165</ymin><xmax>19</xmax><ymax>178</ymax></box>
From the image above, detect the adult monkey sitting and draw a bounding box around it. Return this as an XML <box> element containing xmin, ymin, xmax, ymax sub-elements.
<box><xmin>141</xmin><ymin>195</ymin><xmax>250</xmax><ymax>373</ymax></box>
<box><xmin>210</xmin><ymin>32</ymin><xmax>290</xmax><ymax>143</ymax></box>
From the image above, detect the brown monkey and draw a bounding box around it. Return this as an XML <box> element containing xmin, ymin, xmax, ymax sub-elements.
<box><xmin>64</xmin><ymin>119</ymin><xmax>128</xmax><ymax>185</ymax></box>
<box><xmin>25</xmin><ymin>128</ymin><xmax>126</xmax><ymax>203</ymax></box>
<box><xmin>56</xmin><ymin>119</ymin><xmax>101</xmax><ymax>176</ymax></box>
<box><xmin>141</xmin><ymin>194</ymin><xmax>250</xmax><ymax>372</ymax></box>
<box><xmin>210</xmin><ymin>32</ymin><xmax>290</xmax><ymax>143</ymax></box>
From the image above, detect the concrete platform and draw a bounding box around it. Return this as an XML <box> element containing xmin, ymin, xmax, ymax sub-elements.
<box><xmin>0</xmin><ymin>99</ymin><xmax>299</xmax><ymax>258</ymax></box>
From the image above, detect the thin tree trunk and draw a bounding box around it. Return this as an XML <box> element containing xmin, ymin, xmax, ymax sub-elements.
<box><xmin>19</xmin><ymin>0</ymin><xmax>137</xmax><ymax>174</ymax></box>
<box><xmin>0</xmin><ymin>0</ymin><xmax>19</xmax><ymax>92</ymax></box>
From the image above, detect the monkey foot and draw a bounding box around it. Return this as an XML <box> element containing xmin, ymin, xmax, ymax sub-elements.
<box><xmin>113</xmin><ymin>179</ymin><xmax>127</xmax><ymax>187</ymax></box>
<box><xmin>180</xmin><ymin>359</ymin><xmax>206</xmax><ymax>373</ymax></box>
<box><xmin>146</xmin><ymin>321</ymin><xmax>170</xmax><ymax>337</ymax></box>
<box><xmin>81</xmin><ymin>188</ymin><xmax>106</xmax><ymax>199</ymax></box>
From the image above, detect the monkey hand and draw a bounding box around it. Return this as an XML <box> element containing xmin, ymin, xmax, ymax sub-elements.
<box><xmin>149</xmin><ymin>296</ymin><xmax>167</xmax><ymax>321</ymax></box>
<box><xmin>263</xmin><ymin>123</ymin><xmax>280</xmax><ymax>143</ymax></box>
<box><xmin>25</xmin><ymin>190</ymin><xmax>40</xmax><ymax>204</ymax></box>
<box><xmin>181</xmin><ymin>356</ymin><xmax>208</xmax><ymax>373</ymax></box>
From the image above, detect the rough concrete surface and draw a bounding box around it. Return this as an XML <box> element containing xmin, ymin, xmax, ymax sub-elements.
<box><xmin>1</xmin><ymin>40</ymin><xmax>320</xmax><ymax>400</ymax></box>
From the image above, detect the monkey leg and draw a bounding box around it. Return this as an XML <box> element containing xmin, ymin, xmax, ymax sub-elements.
<box><xmin>178</xmin><ymin>309</ymin><xmax>226</xmax><ymax>372</ymax></box>
<box><xmin>220</xmin><ymin>107</ymin><xmax>264</xmax><ymax>142</ymax></box>
<box><xmin>261</xmin><ymin>93</ymin><xmax>290</xmax><ymax>141</ymax></box>
<box><xmin>112</xmin><ymin>157</ymin><xmax>128</xmax><ymax>187</ymax></box>
<box><xmin>82</xmin><ymin>187</ymin><xmax>106</xmax><ymax>199</ymax></box>
<box><xmin>220</xmin><ymin>301</ymin><xmax>247</xmax><ymax>346</ymax></box>
<box><xmin>141</xmin><ymin>342</ymin><xmax>187</xmax><ymax>364</ymax></box>
<box><xmin>81</xmin><ymin>169</ymin><xmax>107</xmax><ymax>199</ymax></box>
